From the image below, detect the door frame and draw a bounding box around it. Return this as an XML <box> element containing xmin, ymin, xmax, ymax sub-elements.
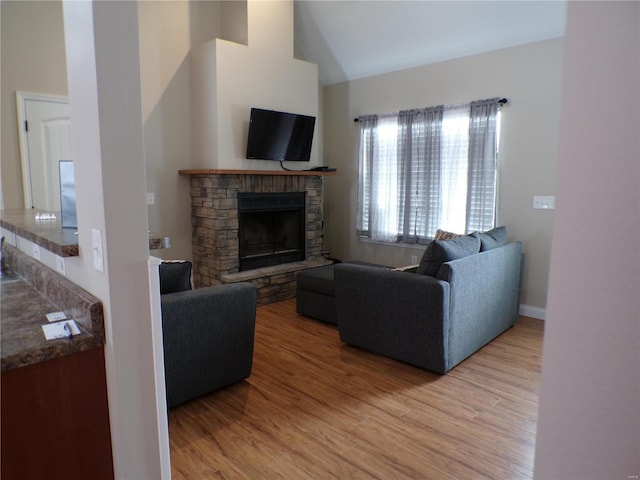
<box><xmin>16</xmin><ymin>91</ymin><xmax>70</xmax><ymax>209</ymax></box>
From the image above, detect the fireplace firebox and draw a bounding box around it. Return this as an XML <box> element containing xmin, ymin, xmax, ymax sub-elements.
<box><xmin>238</xmin><ymin>192</ymin><xmax>305</xmax><ymax>271</ymax></box>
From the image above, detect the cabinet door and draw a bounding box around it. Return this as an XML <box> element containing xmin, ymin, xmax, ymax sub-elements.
<box><xmin>1</xmin><ymin>347</ymin><xmax>113</xmax><ymax>480</ymax></box>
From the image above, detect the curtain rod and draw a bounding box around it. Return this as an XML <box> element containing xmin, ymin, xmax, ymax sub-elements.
<box><xmin>353</xmin><ymin>98</ymin><xmax>509</xmax><ymax>123</ymax></box>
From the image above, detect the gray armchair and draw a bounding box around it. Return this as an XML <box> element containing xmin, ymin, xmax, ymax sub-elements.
<box><xmin>159</xmin><ymin>261</ymin><xmax>257</xmax><ymax>408</ymax></box>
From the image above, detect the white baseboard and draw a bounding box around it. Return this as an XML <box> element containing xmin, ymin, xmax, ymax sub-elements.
<box><xmin>519</xmin><ymin>304</ymin><xmax>546</xmax><ymax>320</ymax></box>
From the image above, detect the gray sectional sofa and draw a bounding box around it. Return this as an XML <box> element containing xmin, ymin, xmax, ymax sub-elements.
<box><xmin>334</xmin><ymin>228</ymin><xmax>523</xmax><ymax>374</ymax></box>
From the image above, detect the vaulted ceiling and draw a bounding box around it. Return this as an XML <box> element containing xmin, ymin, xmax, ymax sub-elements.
<box><xmin>294</xmin><ymin>1</ymin><xmax>567</xmax><ymax>85</ymax></box>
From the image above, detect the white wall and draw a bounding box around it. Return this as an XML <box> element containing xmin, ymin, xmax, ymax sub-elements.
<box><xmin>247</xmin><ymin>0</ymin><xmax>292</xmax><ymax>57</ymax></box>
<box><xmin>1</xmin><ymin>1</ymin><xmax>188</xmax><ymax>259</ymax></box>
<box><xmin>63</xmin><ymin>2</ymin><xmax>166</xmax><ymax>477</ymax></box>
<box><xmin>191</xmin><ymin>1</ymin><xmax>319</xmax><ymax>171</ymax></box>
<box><xmin>138</xmin><ymin>0</ymin><xmax>222</xmax><ymax>261</ymax></box>
<box><xmin>1</xmin><ymin>0</ymin><xmax>225</xmax><ymax>262</ymax></box>
<box><xmin>533</xmin><ymin>2</ymin><xmax>640</xmax><ymax>478</ymax></box>
<box><xmin>0</xmin><ymin>0</ymin><xmax>68</xmax><ymax>209</ymax></box>
<box><xmin>322</xmin><ymin>38</ymin><xmax>564</xmax><ymax>313</ymax></box>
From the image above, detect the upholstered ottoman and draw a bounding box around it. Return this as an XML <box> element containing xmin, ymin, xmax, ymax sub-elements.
<box><xmin>296</xmin><ymin>264</ymin><xmax>338</xmax><ymax>324</ymax></box>
<box><xmin>296</xmin><ymin>261</ymin><xmax>388</xmax><ymax>325</ymax></box>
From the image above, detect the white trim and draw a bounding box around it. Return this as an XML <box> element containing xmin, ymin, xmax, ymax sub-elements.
<box><xmin>148</xmin><ymin>256</ymin><xmax>171</xmax><ymax>478</ymax></box>
<box><xmin>15</xmin><ymin>91</ymin><xmax>70</xmax><ymax>209</ymax></box>
<box><xmin>519</xmin><ymin>304</ymin><xmax>546</xmax><ymax>320</ymax></box>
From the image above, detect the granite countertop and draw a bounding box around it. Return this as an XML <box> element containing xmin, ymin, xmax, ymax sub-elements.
<box><xmin>1</xmin><ymin>277</ymin><xmax>101</xmax><ymax>371</ymax></box>
<box><xmin>1</xmin><ymin>244</ymin><xmax>105</xmax><ymax>371</ymax></box>
<box><xmin>0</xmin><ymin>209</ymin><xmax>165</xmax><ymax>371</ymax></box>
<box><xmin>0</xmin><ymin>209</ymin><xmax>171</xmax><ymax>255</ymax></box>
<box><xmin>0</xmin><ymin>209</ymin><xmax>79</xmax><ymax>256</ymax></box>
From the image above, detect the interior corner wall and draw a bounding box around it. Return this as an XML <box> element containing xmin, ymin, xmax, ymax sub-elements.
<box><xmin>138</xmin><ymin>0</ymin><xmax>222</xmax><ymax>262</ymax></box>
<box><xmin>190</xmin><ymin>39</ymin><xmax>219</xmax><ymax>170</ymax></box>
<box><xmin>0</xmin><ymin>0</ymin><xmax>68</xmax><ymax>210</ymax></box>
<box><xmin>220</xmin><ymin>0</ymin><xmax>247</xmax><ymax>46</ymax></box>
<box><xmin>247</xmin><ymin>0</ymin><xmax>293</xmax><ymax>57</ymax></box>
<box><xmin>322</xmin><ymin>38</ymin><xmax>564</xmax><ymax>311</ymax></box>
<box><xmin>191</xmin><ymin>38</ymin><xmax>319</xmax><ymax>170</ymax></box>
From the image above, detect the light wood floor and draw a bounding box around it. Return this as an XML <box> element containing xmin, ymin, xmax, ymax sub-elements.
<box><xmin>169</xmin><ymin>299</ymin><xmax>544</xmax><ymax>479</ymax></box>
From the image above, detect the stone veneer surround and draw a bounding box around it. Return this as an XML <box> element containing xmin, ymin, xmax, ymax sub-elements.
<box><xmin>189</xmin><ymin>173</ymin><xmax>329</xmax><ymax>304</ymax></box>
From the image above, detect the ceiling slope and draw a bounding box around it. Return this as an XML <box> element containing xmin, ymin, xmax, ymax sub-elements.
<box><xmin>294</xmin><ymin>0</ymin><xmax>567</xmax><ymax>85</ymax></box>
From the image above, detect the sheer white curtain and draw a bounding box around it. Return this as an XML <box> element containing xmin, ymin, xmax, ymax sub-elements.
<box><xmin>356</xmin><ymin>115</ymin><xmax>375</xmax><ymax>236</ymax></box>
<box><xmin>466</xmin><ymin>99</ymin><xmax>499</xmax><ymax>232</ymax></box>
<box><xmin>399</xmin><ymin>107</ymin><xmax>443</xmax><ymax>243</ymax></box>
<box><xmin>370</xmin><ymin>115</ymin><xmax>400</xmax><ymax>241</ymax></box>
<box><xmin>357</xmin><ymin>97</ymin><xmax>501</xmax><ymax>243</ymax></box>
<box><xmin>357</xmin><ymin>114</ymin><xmax>400</xmax><ymax>242</ymax></box>
<box><xmin>439</xmin><ymin>105</ymin><xmax>470</xmax><ymax>235</ymax></box>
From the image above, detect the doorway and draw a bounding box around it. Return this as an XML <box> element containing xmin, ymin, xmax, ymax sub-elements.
<box><xmin>16</xmin><ymin>91</ymin><xmax>71</xmax><ymax>210</ymax></box>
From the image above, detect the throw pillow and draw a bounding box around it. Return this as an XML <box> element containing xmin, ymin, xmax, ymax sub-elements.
<box><xmin>416</xmin><ymin>234</ymin><xmax>481</xmax><ymax>276</ymax></box>
<box><xmin>472</xmin><ymin>226</ymin><xmax>507</xmax><ymax>251</ymax></box>
<box><xmin>434</xmin><ymin>228</ymin><xmax>463</xmax><ymax>241</ymax></box>
<box><xmin>159</xmin><ymin>261</ymin><xmax>193</xmax><ymax>294</ymax></box>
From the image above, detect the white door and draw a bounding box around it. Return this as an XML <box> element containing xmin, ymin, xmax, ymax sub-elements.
<box><xmin>17</xmin><ymin>92</ymin><xmax>71</xmax><ymax>210</ymax></box>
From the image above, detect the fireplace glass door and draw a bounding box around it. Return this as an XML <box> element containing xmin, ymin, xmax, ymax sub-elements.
<box><xmin>238</xmin><ymin>192</ymin><xmax>305</xmax><ymax>271</ymax></box>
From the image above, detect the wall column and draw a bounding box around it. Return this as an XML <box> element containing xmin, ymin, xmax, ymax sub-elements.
<box><xmin>63</xmin><ymin>1</ymin><xmax>168</xmax><ymax>478</ymax></box>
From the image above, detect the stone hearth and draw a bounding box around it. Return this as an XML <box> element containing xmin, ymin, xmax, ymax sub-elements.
<box><xmin>184</xmin><ymin>170</ymin><xmax>333</xmax><ymax>305</ymax></box>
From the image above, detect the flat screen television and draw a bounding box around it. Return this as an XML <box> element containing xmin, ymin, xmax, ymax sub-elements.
<box><xmin>246</xmin><ymin>108</ymin><xmax>316</xmax><ymax>162</ymax></box>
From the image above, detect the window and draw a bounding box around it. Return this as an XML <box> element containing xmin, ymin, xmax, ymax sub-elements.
<box><xmin>357</xmin><ymin>98</ymin><xmax>502</xmax><ymax>243</ymax></box>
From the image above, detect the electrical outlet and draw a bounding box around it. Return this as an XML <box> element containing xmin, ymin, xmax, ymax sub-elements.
<box><xmin>147</xmin><ymin>193</ymin><xmax>155</xmax><ymax>205</ymax></box>
<box><xmin>411</xmin><ymin>255</ymin><xmax>418</xmax><ymax>264</ymax></box>
<box><xmin>55</xmin><ymin>255</ymin><xmax>66</xmax><ymax>275</ymax></box>
<box><xmin>32</xmin><ymin>243</ymin><xmax>41</xmax><ymax>260</ymax></box>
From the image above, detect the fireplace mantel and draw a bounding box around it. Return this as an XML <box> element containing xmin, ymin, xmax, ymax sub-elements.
<box><xmin>179</xmin><ymin>169</ymin><xmax>336</xmax><ymax>177</ymax></box>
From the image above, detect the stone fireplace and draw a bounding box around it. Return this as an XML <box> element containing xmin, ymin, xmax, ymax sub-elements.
<box><xmin>183</xmin><ymin>170</ymin><xmax>333</xmax><ymax>305</ymax></box>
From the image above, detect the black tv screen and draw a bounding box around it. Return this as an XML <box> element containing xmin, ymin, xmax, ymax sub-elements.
<box><xmin>246</xmin><ymin>108</ymin><xmax>316</xmax><ymax>162</ymax></box>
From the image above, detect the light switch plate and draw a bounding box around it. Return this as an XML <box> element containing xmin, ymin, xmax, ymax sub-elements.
<box><xmin>91</xmin><ymin>228</ymin><xmax>104</xmax><ymax>273</ymax></box>
<box><xmin>533</xmin><ymin>196</ymin><xmax>555</xmax><ymax>210</ymax></box>
<box><xmin>147</xmin><ymin>193</ymin><xmax>155</xmax><ymax>205</ymax></box>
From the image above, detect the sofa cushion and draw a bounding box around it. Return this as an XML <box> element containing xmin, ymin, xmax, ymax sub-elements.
<box><xmin>472</xmin><ymin>226</ymin><xmax>507</xmax><ymax>251</ymax></box>
<box><xmin>416</xmin><ymin>234</ymin><xmax>481</xmax><ymax>276</ymax></box>
<box><xmin>159</xmin><ymin>261</ymin><xmax>192</xmax><ymax>294</ymax></box>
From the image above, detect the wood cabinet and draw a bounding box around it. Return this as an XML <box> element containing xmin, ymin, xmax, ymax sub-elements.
<box><xmin>1</xmin><ymin>347</ymin><xmax>113</xmax><ymax>480</ymax></box>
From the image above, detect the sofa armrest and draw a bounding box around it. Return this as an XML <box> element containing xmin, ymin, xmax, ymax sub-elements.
<box><xmin>436</xmin><ymin>241</ymin><xmax>522</xmax><ymax>370</ymax></box>
<box><xmin>334</xmin><ymin>264</ymin><xmax>450</xmax><ymax>373</ymax></box>
<box><xmin>161</xmin><ymin>282</ymin><xmax>257</xmax><ymax>407</ymax></box>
